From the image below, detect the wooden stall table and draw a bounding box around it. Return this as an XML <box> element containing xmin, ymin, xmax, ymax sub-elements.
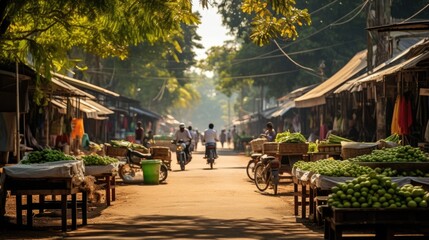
<box><xmin>323</xmin><ymin>206</ymin><xmax>429</xmax><ymax>240</ymax></box>
<box><xmin>85</xmin><ymin>164</ymin><xmax>119</xmax><ymax>206</ymax></box>
<box><xmin>4</xmin><ymin>177</ymin><xmax>87</xmax><ymax>232</ymax></box>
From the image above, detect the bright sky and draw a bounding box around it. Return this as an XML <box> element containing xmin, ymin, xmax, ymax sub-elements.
<box><xmin>192</xmin><ymin>1</ymin><xmax>232</xmax><ymax>60</ymax></box>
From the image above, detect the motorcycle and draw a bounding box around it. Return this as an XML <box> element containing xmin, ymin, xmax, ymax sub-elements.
<box><xmin>205</xmin><ymin>142</ymin><xmax>217</xmax><ymax>169</ymax></box>
<box><xmin>172</xmin><ymin>139</ymin><xmax>191</xmax><ymax>171</ymax></box>
<box><xmin>119</xmin><ymin>148</ymin><xmax>168</xmax><ymax>183</ymax></box>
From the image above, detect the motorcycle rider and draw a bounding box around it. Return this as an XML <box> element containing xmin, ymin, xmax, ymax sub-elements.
<box><xmin>203</xmin><ymin>123</ymin><xmax>218</xmax><ymax>161</ymax></box>
<box><xmin>174</xmin><ymin>123</ymin><xmax>193</xmax><ymax>162</ymax></box>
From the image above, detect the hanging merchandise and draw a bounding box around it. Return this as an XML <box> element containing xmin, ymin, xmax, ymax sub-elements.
<box><xmin>391</xmin><ymin>95</ymin><xmax>401</xmax><ymax>135</ymax></box>
<box><xmin>398</xmin><ymin>94</ymin><xmax>413</xmax><ymax>135</ymax></box>
<box><xmin>70</xmin><ymin>118</ymin><xmax>85</xmax><ymax>140</ymax></box>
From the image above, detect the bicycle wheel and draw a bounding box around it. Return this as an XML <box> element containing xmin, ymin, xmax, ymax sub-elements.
<box><xmin>246</xmin><ymin>159</ymin><xmax>256</xmax><ymax>181</ymax></box>
<box><xmin>254</xmin><ymin>163</ymin><xmax>269</xmax><ymax>191</ymax></box>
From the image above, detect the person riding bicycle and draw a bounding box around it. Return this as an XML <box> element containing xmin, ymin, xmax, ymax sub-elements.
<box><xmin>174</xmin><ymin>123</ymin><xmax>193</xmax><ymax>162</ymax></box>
<box><xmin>203</xmin><ymin>123</ymin><xmax>218</xmax><ymax>161</ymax></box>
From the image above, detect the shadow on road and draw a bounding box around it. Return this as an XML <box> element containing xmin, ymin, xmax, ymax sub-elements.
<box><xmin>63</xmin><ymin>214</ymin><xmax>324</xmax><ymax>239</ymax></box>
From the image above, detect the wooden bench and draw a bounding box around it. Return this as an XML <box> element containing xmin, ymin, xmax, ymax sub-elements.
<box><xmin>94</xmin><ymin>173</ymin><xmax>116</xmax><ymax>206</ymax></box>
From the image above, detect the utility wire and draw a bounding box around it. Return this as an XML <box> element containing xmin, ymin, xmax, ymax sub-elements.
<box><xmin>233</xmin><ymin>1</ymin><xmax>369</xmax><ymax>65</ymax></box>
<box><xmin>330</xmin><ymin>0</ymin><xmax>369</xmax><ymax>26</ymax></box>
<box><xmin>401</xmin><ymin>3</ymin><xmax>429</xmax><ymax>23</ymax></box>
<box><xmin>273</xmin><ymin>39</ymin><xmax>317</xmax><ymax>73</ymax></box>
<box><xmin>310</xmin><ymin>0</ymin><xmax>339</xmax><ymax>15</ymax></box>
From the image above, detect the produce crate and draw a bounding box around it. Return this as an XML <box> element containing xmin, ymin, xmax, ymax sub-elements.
<box><xmin>150</xmin><ymin>146</ymin><xmax>171</xmax><ymax>161</ymax></box>
<box><xmin>278</xmin><ymin>143</ymin><xmax>308</xmax><ymax>155</ymax></box>
<box><xmin>262</xmin><ymin>142</ymin><xmax>278</xmax><ymax>155</ymax></box>
<box><xmin>341</xmin><ymin>146</ymin><xmax>376</xmax><ymax>159</ymax></box>
<box><xmin>317</xmin><ymin>144</ymin><xmax>341</xmax><ymax>153</ymax></box>
<box><xmin>250</xmin><ymin>138</ymin><xmax>267</xmax><ymax>153</ymax></box>
<box><xmin>105</xmin><ymin>146</ymin><xmax>128</xmax><ymax>157</ymax></box>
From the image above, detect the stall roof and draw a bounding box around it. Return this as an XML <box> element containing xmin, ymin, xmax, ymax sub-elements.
<box><xmin>129</xmin><ymin>106</ymin><xmax>161</xmax><ymax>119</ymax></box>
<box><xmin>294</xmin><ymin>50</ymin><xmax>367</xmax><ymax>108</ymax></box>
<box><xmin>335</xmin><ymin>39</ymin><xmax>429</xmax><ymax>93</ymax></box>
<box><xmin>53</xmin><ymin>72</ymin><xmax>120</xmax><ymax>97</ymax></box>
<box><xmin>50</xmin><ymin>96</ymin><xmax>114</xmax><ymax>118</ymax></box>
<box><xmin>270</xmin><ymin>100</ymin><xmax>296</xmax><ymax>118</ymax></box>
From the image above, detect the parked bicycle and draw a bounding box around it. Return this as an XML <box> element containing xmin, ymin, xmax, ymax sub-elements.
<box><xmin>246</xmin><ymin>152</ymin><xmax>263</xmax><ymax>180</ymax></box>
<box><xmin>254</xmin><ymin>155</ymin><xmax>281</xmax><ymax>195</ymax></box>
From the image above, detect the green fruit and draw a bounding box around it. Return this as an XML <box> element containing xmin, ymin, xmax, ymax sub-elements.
<box><xmin>361</xmin><ymin>203</ymin><xmax>369</xmax><ymax>208</ymax></box>
<box><xmin>352</xmin><ymin>202</ymin><xmax>360</xmax><ymax>208</ymax></box>
<box><xmin>407</xmin><ymin>200</ymin><xmax>418</xmax><ymax>208</ymax></box>
<box><xmin>419</xmin><ymin>200</ymin><xmax>428</xmax><ymax>207</ymax></box>
<box><xmin>414</xmin><ymin>197</ymin><xmax>422</xmax><ymax>203</ymax></box>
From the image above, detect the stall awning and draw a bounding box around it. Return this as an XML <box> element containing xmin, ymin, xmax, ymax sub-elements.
<box><xmin>294</xmin><ymin>50</ymin><xmax>367</xmax><ymax>108</ymax></box>
<box><xmin>357</xmin><ymin>51</ymin><xmax>429</xmax><ymax>84</ymax></box>
<box><xmin>129</xmin><ymin>106</ymin><xmax>161</xmax><ymax>119</ymax></box>
<box><xmin>53</xmin><ymin>72</ymin><xmax>120</xmax><ymax>97</ymax></box>
<box><xmin>50</xmin><ymin>97</ymin><xmax>113</xmax><ymax>119</ymax></box>
<box><xmin>270</xmin><ymin>100</ymin><xmax>296</xmax><ymax>118</ymax></box>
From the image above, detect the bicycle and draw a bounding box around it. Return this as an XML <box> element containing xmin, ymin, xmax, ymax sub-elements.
<box><xmin>246</xmin><ymin>153</ymin><xmax>263</xmax><ymax>180</ymax></box>
<box><xmin>254</xmin><ymin>155</ymin><xmax>281</xmax><ymax>195</ymax></box>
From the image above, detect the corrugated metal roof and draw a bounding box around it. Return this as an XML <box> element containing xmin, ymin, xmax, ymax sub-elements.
<box><xmin>294</xmin><ymin>49</ymin><xmax>368</xmax><ymax>108</ymax></box>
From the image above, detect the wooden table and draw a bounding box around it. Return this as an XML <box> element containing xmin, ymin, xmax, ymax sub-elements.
<box><xmin>323</xmin><ymin>207</ymin><xmax>429</xmax><ymax>240</ymax></box>
<box><xmin>94</xmin><ymin>173</ymin><xmax>116</xmax><ymax>206</ymax></box>
<box><xmin>5</xmin><ymin>177</ymin><xmax>87</xmax><ymax>232</ymax></box>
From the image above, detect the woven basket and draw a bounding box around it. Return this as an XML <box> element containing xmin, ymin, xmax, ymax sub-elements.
<box><xmin>318</xmin><ymin>144</ymin><xmax>341</xmax><ymax>153</ymax></box>
<box><xmin>250</xmin><ymin>138</ymin><xmax>267</xmax><ymax>153</ymax></box>
<box><xmin>262</xmin><ymin>142</ymin><xmax>279</xmax><ymax>155</ymax></box>
<box><xmin>341</xmin><ymin>146</ymin><xmax>377</xmax><ymax>159</ymax></box>
<box><xmin>105</xmin><ymin>146</ymin><xmax>128</xmax><ymax>157</ymax></box>
<box><xmin>278</xmin><ymin>143</ymin><xmax>309</xmax><ymax>155</ymax></box>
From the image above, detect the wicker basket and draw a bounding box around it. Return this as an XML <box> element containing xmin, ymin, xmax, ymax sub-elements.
<box><xmin>318</xmin><ymin>144</ymin><xmax>341</xmax><ymax>153</ymax></box>
<box><xmin>250</xmin><ymin>138</ymin><xmax>267</xmax><ymax>153</ymax></box>
<box><xmin>150</xmin><ymin>146</ymin><xmax>171</xmax><ymax>161</ymax></box>
<box><xmin>341</xmin><ymin>146</ymin><xmax>377</xmax><ymax>159</ymax></box>
<box><xmin>262</xmin><ymin>142</ymin><xmax>279</xmax><ymax>155</ymax></box>
<box><xmin>105</xmin><ymin>146</ymin><xmax>128</xmax><ymax>157</ymax></box>
<box><xmin>278</xmin><ymin>143</ymin><xmax>309</xmax><ymax>155</ymax></box>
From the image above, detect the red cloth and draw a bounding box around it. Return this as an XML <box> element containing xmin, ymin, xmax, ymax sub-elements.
<box><xmin>398</xmin><ymin>96</ymin><xmax>413</xmax><ymax>135</ymax></box>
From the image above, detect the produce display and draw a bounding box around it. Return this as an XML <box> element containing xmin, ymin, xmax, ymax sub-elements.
<box><xmin>293</xmin><ymin>159</ymin><xmax>373</xmax><ymax>177</ymax></box>
<box><xmin>320</xmin><ymin>133</ymin><xmax>353</xmax><ymax>144</ymax></box>
<box><xmin>382</xmin><ymin>133</ymin><xmax>401</xmax><ymax>143</ymax></box>
<box><xmin>373</xmin><ymin>167</ymin><xmax>429</xmax><ymax>177</ymax></box>
<box><xmin>21</xmin><ymin>149</ymin><xmax>74</xmax><ymax>164</ymax></box>
<box><xmin>308</xmin><ymin>142</ymin><xmax>318</xmax><ymax>153</ymax></box>
<box><xmin>275</xmin><ymin>131</ymin><xmax>306</xmax><ymax>143</ymax></box>
<box><xmin>110</xmin><ymin>140</ymin><xmax>148</xmax><ymax>152</ymax></box>
<box><xmin>328</xmin><ymin>173</ymin><xmax>429</xmax><ymax>208</ymax></box>
<box><xmin>349</xmin><ymin>145</ymin><xmax>428</xmax><ymax>163</ymax></box>
<box><xmin>81</xmin><ymin>154</ymin><xmax>119</xmax><ymax>166</ymax></box>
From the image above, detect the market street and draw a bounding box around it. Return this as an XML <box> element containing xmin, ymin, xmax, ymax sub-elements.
<box><xmin>63</xmin><ymin>148</ymin><xmax>323</xmax><ymax>239</ymax></box>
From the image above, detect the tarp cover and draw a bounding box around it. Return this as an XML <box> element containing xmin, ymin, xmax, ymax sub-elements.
<box><xmin>3</xmin><ymin>160</ymin><xmax>84</xmax><ymax>180</ymax></box>
<box><xmin>84</xmin><ymin>162</ymin><xmax>119</xmax><ymax>176</ymax></box>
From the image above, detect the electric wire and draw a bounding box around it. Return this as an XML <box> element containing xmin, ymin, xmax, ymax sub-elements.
<box><xmin>400</xmin><ymin>3</ymin><xmax>429</xmax><ymax>23</ymax></box>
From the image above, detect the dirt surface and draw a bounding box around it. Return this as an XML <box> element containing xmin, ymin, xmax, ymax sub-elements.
<box><xmin>1</xmin><ymin>148</ymin><xmax>324</xmax><ymax>239</ymax></box>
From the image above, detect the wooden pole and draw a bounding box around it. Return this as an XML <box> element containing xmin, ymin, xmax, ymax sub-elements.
<box><xmin>15</xmin><ymin>61</ymin><xmax>20</xmax><ymax>163</ymax></box>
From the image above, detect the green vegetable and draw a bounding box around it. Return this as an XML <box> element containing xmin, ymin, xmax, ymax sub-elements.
<box><xmin>81</xmin><ymin>154</ymin><xmax>119</xmax><ymax>166</ymax></box>
<box><xmin>327</xmin><ymin>134</ymin><xmax>353</xmax><ymax>144</ymax></box>
<box><xmin>275</xmin><ymin>131</ymin><xmax>306</xmax><ymax>143</ymax></box>
<box><xmin>349</xmin><ymin>145</ymin><xmax>428</xmax><ymax>163</ymax></box>
<box><xmin>21</xmin><ymin>149</ymin><xmax>74</xmax><ymax>164</ymax></box>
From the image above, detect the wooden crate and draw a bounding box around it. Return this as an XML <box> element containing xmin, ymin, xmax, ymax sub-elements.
<box><xmin>278</xmin><ymin>143</ymin><xmax>308</xmax><ymax>155</ymax></box>
<box><xmin>150</xmin><ymin>146</ymin><xmax>171</xmax><ymax>161</ymax></box>
<box><xmin>105</xmin><ymin>146</ymin><xmax>128</xmax><ymax>157</ymax></box>
<box><xmin>341</xmin><ymin>146</ymin><xmax>376</xmax><ymax>159</ymax></box>
<box><xmin>262</xmin><ymin>142</ymin><xmax>278</xmax><ymax>155</ymax></box>
<box><xmin>317</xmin><ymin>144</ymin><xmax>341</xmax><ymax>153</ymax></box>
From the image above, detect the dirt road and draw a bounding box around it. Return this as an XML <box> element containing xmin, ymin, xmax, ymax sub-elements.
<box><xmin>2</xmin><ymin>148</ymin><xmax>324</xmax><ymax>239</ymax></box>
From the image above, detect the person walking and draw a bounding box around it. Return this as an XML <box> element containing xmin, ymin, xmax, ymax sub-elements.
<box><xmin>220</xmin><ymin>129</ymin><xmax>226</xmax><ymax>148</ymax></box>
<box><xmin>135</xmin><ymin>121</ymin><xmax>144</xmax><ymax>144</ymax></box>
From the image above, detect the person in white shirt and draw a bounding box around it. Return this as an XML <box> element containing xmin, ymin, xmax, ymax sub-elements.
<box><xmin>203</xmin><ymin>123</ymin><xmax>218</xmax><ymax>159</ymax></box>
<box><xmin>174</xmin><ymin>123</ymin><xmax>193</xmax><ymax>161</ymax></box>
